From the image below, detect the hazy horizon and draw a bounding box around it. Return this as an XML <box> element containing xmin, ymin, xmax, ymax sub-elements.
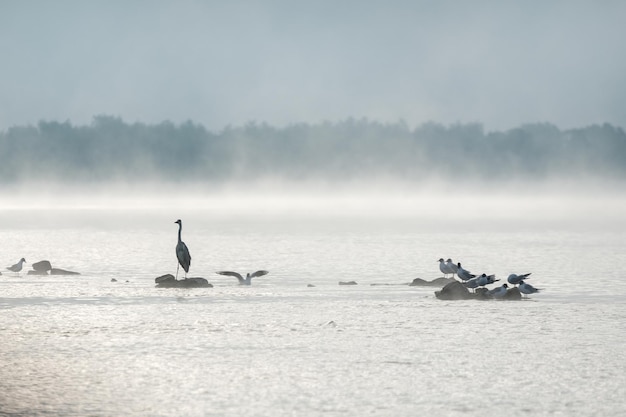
<box><xmin>2</xmin><ymin>1</ymin><xmax>625</xmax><ymax>132</ymax></box>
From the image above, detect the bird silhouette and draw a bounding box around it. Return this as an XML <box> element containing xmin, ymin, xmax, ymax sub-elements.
<box><xmin>216</xmin><ymin>270</ymin><xmax>269</xmax><ymax>285</ymax></box>
<box><xmin>7</xmin><ymin>258</ymin><xmax>26</xmax><ymax>275</ymax></box>
<box><xmin>174</xmin><ymin>219</ymin><xmax>191</xmax><ymax>280</ymax></box>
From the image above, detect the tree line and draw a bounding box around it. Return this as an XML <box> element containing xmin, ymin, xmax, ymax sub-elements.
<box><xmin>1</xmin><ymin>115</ymin><xmax>625</xmax><ymax>184</ymax></box>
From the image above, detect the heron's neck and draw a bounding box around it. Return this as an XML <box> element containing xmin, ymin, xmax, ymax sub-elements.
<box><xmin>178</xmin><ymin>223</ymin><xmax>182</xmax><ymax>242</ymax></box>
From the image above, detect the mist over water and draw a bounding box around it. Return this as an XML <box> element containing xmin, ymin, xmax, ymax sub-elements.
<box><xmin>3</xmin><ymin>1</ymin><xmax>626</xmax><ymax>413</ymax></box>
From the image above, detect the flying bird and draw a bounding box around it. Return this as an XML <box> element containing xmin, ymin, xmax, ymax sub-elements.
<box><xmin>174</xmin><ymin>219</ymin><xmax>191</xmax><ymax>280</ymax></box>
<box><xmin>507</xmin><ymin>273</ymin><xmax>532</xmax><ymax>285</ymax></box>
<box><xmin>216</xmin><ymin>270</ymin><xmax>269</xmax><ymax>285</ymax></box>
<box><xmin>7</xmin><ymin>258</ymin><xmax>26</xmax><ymax>275</ymax></box>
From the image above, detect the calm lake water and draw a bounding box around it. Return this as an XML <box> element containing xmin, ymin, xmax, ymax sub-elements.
<box><xmin>1</xmin><ymin>192</ymin><xmax>625</xmax><ymax>416</ymax></box>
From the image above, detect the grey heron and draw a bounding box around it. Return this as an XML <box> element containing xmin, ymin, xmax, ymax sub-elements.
<box><xmin>174</xmin><ymin>219</ymin><xmax>191</xmax><ymax>280</ymax></box>
<box><xmin>216</xmin><ymin>270</ymin><xmax>269</xmax><ymax>285</ymax></box>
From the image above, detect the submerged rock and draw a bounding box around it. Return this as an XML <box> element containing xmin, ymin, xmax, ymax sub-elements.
<box><xmin>32</xmin><ymin>260</ymin><xmax>53</xmax><ymax>271</ymax></box>
<box><xmin>338</xmin><ymin>281</ymin><xmax>358</xmax><ymax>285</ymax></box>
<box><xmin>435</xmin><ymin>281</ymin><xmax>522</xmax><ymax>301</ymax></box>
<box><xmin>50</xmin><ymin>268</ymin><xmax>81</xmax><ymax>275</ymax></box>
<box><xmin>409</xmin><ymin>277</ymin><xmax>456</xmax><ymax>287</ymax></box>
<box><xmin>435</xmin><ymin>281</ymin><xmax>473</xmax><ymax>300</ymax></box>
<box><xmin>27</xmin><ymin>270</ymin><xmax>48</xmax><ymax>276</ymax></box>
<box><xmin>502</xmin><ymin>287</ymin><xmax>522</xmax><ymax>300</ymax></box>
<box><xmin>307</xmin><ymin>284</ymin><xmax>316</xmax><ymax>287</ymax></box>
<box><xmin>155</xmin><ymin>274</ymin><xmax>213</xmax><ymax>288</ymax></box>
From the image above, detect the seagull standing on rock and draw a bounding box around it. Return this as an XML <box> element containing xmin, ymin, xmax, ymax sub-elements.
<box><xmin>489</xmin><ymin>283</ymin><xmax>509</xmax><ymax>298</ymax></box>
<box><xmin>476</xmin><ymin>273</ymin><xmax>499</xmax><ymax>287</ymax></box>
<box><xmin>519</xmin><ymin>280</ymin><xmax>540</xmax><ymax>297</ymax></box>
<box><xmin>438</xmin><ymin>258</ymin><xmax>454</xmax><ymax>278</ymax></box>
<box><xmin>456</xmin><ymin>263</ymin><xmax>476</xmax><ymax>282</ymax></box>
<box><xmin>507</xmin><ymin>273</ymin><xmax>532</xmax><ymax>285</ymax></box>
<box><xmin>446</xmin><ymin>259</ymin><xmax>458</xmax><ymax>274</ymax></box>
<box><xmin>7</xmin><ymin>258</ymin><xmax>26</xmax><ymax>275</ymax></box>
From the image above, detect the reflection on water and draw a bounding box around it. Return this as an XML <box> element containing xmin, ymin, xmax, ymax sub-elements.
<box><xmin>1</xmin><ymin>192</ymin><xmax>626</xmax><ymax>416</ymax></box>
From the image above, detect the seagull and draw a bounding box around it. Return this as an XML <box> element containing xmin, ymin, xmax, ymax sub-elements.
<box><xmin>438</xmin><ymin>258</ymin><xmax>454</xmax><ymax>278</ymax></box>
<box><xmin>489</xmin><ymin>283</ymin><xmax>509</xmax><ymax>298</ymax></box>
<box><xmin>456</xmin><ymin>263</ymin><xmax>475</xmax><ymax>282</ymax></box>
<box><xmin>446</xmin><ymin>259</ymin><xmax>458</xmax><ymax>274</ymax></box>
<box><xmin>216</xmin><ymin>270</ymin><xmax>269</xmax><ymax>285</ymax></box>
<box><xmin>507</xmin><ymin>273</ymin><xmax>532</xmax><ymax>285</ymax></box>
<box><xmin>174</xmin><ymin>219</ymin><xmax>191</xmax><ymax>280</ymax></box>
<box><xmin>463</xmin><ymin>278</ymin><xmax>479</xmax><ymax>291</ymax></box>
<box><xmin>7</xmin><ymin>258</ymin><xmax>26</xmax><ymax>275</ymax></box>
<box><xmin>519</xmin><ymin>280</ymin><xmax>540</xmax><ymax>297</ymax></box>
<box><xmin>476</xmin><ymin>273</ymin><xmax>499</xmax><ymax>287</ymax></box>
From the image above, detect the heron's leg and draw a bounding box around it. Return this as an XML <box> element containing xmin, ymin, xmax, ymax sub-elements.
<box><xmin>176</xmin><ymin>264</ymin><xmax>180</xmax><ymax>280</ymax></box>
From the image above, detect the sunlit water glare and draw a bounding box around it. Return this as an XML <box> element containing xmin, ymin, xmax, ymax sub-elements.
<box><xmin>1</xmin><ymin>194</ymin><xmax>625</xmax><ymax>416</ymax></box>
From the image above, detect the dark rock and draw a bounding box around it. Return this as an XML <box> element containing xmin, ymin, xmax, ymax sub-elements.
<box><xmin>435</xmin><ymin>282</ymin><xmax>523</xmax><ymax>301</ymax></box>
<box><xmin>27</xmin><ymin>270</ymin><xmax>49</xmax><ymax>276</ymax></box>
<box><xmin>410</xmin><ymin>277</ymin><xmax>456</xmax><ymax>287</ymax></box>
<box><xmin>50</xmin><ymin>268</ymin><xmax>80</xmax><ymax>275</ymax></box>
<box><xmin>339</xmin><ymin>281</ymin><xmax>357</xmax><ymax>285</ymax></box>
<box><xmin>111</xmin><ymin>278</ymin><xmax>118</xmax><ymax>282</ymax></box>
<box><xmin>475</xmin><ymin>288</ymin><xmax>492</xmax><ymax>299</ymax></box>
<box><xmin>155</xmin><ymin>274</ymin><xmax>213</xmax><ymax>288</ymax></box>
<box><xmin>502</xmin><ymin>287</ymin><xmax>522</xmax><ymax>300</ymax></box>
<box><xmin>307</xmin><ymin>284</ymin><xmax>316</xmax><ymax>287</ymax></box>
<box><xmin>32</xmin><ymin>260</ymin><xmax>52</xmax><ymax>271</ymax></box>
<box><xmin>155</xmin><ymin>274</ymin><xmax>175</xmax><ymax>284</ymax></box>
<box><xmin>435</xmin><ymin>281</ymin><xmax>473</xmax><ymax>300</ymax></box>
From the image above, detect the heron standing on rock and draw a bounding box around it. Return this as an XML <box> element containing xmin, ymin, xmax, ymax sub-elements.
<box><xmin>174</xmin><ymin>219</ymin><xmax>191</xmax><ymax>280</ymax></box>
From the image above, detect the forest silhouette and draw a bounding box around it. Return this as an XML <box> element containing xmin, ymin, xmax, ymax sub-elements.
<box><xmin>1</xmin><ymin>116</ymin><xmax>624</xmax><ymax>184</ymax></box>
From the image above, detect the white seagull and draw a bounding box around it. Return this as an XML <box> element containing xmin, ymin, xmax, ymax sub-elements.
<box><xmin>446</xmin><ymin>259</ymin><xmax>458</xmax><ymax>274</ymax></box>
<box><xmin>7</xmin><ymin>258</ymin><xmax>26</xmax><ymax>275</ymax></box>
<box><xmin>519</xmin><ymin>280</ymin><xmax>540</xmax><ymax>297</ymax></box>
<box><xmin>463</xmin><ymin>278</ymin><xmax>479</xmax><ymax>291</ymax></box>
<box><xmin>216</xmin><ymin>270</ymin><xmax>269</xmax><ymax>285</ymax></box>
<box><xmin>507</xmin><ymin>273</ymin><xmax>532</xmax><ymax>285</ymax></box>
<box><xmin>438</xmin><ymin>258</ymin><xmax>454</xmax><ymax>278</ymax></box>
<box><xmin>489</xmin><ymin>283</ymin><xmax>509</xmax><ymax>298</ymax></box>
<box><xmin>456</xmin><ymin>263</ymin><xmax>476</xmax><ymax>282</ymax></box>
<box><xmin>476</xmin><ymin>273</ymin><xmax>499</xmax><ymax>287</ymax></box>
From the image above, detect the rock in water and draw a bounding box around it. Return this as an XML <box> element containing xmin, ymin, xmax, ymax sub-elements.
<box><xmin>434</xmin><ymin>281</ymin><xmax>472</xmax><ymax>300</ymax></box>
<box><xmin>503</xmin><ymin>287</ymin><xmax>522</xmax><ymax>300</ymax></box>
<box><xmin>338</xmin><ymin>281</ymin><xmax>358</xmax><ymax>285</ymax></box>
<box><xmin>32</xmin><ymin>260</ymin><xmax>53</xmax><ymax>271</ymax></box>
<box><xmin>409</xmin><ymin>277</ymin><xmax>456</xmax><ymax>287</ymax></box>
<box><xmin>27</xmin><ymin>270</ymin><xmax>49</xmax><ymax>276</ymax></box>
<box><xmin>50</xmin><ymin>268</ymin><xmax>80</xmax><ymax>275</ymax></box>
<box><xmin>155</xmin><ymin>274</ymin><xmax>212</xmax><ymax>288</ymax></box>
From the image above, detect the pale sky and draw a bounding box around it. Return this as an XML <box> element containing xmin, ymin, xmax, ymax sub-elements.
<box><xmin>1</xmin><ymin>0</ymin><xmax>625</xmax><ymax>132</ymax></box>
